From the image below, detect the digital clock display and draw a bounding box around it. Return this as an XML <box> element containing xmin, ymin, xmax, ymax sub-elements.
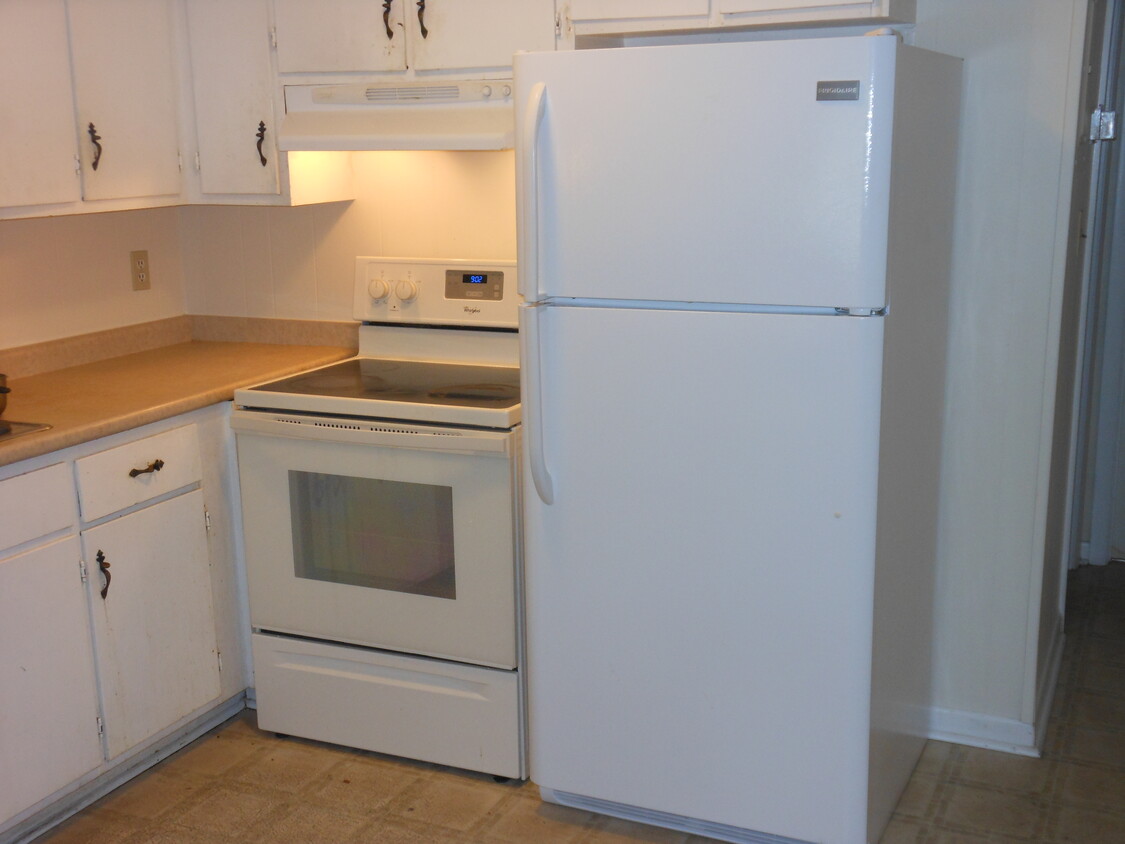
<box><xmin>445</xmin><ymin>268</ymin><xmax>503</xmax><ymax>301</ymax></box>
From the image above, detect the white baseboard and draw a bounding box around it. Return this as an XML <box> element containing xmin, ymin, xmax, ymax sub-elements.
<box><xmin>1033</xmin><ymin>619</ymin><xmax>1065</xmax><ymax>750</ymax></box>
<box><xmin>926</xmin><ymin>623</ymin><xmax>1064</xmax><ymax>758</ymax></box>
<box><xmin>925</xmin><ymin>707</ymin><xmax>1040</xmax><ymax>757</ymax></box>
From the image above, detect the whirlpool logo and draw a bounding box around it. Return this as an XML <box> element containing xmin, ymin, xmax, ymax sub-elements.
<box><xmin>464</xmin><ymin>305</ymin><xmax>482</xmax><ymax>314</ymax></box>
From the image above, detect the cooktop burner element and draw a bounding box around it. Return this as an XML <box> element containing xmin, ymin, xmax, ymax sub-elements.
<box><xmin>249</xmin><ymin>359</ymin><xmax>519</xmax><ymax>409</ymax></box>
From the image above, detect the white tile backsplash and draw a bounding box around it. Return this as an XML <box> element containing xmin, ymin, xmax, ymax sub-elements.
<box><xmin>183</xmin><ymin>150</ymin><xmax>516</xmax><ymax>324</ymax></box>
<box><xmin>0</xmin><ymin>207</ymin><xmax>185</xmax><ymax>350</ymax></box>
<box><xmin>0</xmin><ymin>150</ymin><xmax>515</xmax><ymax>352</ymax></box>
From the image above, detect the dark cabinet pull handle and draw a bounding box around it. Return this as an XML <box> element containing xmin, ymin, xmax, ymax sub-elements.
<box><xmin>416</xmin><ymin>0</ymin><xmax>428</xmax><ymax>38</ymax></box>
<box><xmin>129</xmin><ymin>458</ymin><xmax>165</xmax><ymax>478</ymax></box>
<box><xmin>97</xmin><ymin>550</ymin><xmax>111</xmax><ymax>600</ymax></box>
<box><xmin>256</xmin><ymin>121</ymin><xmax>268</xmax><ymax>167</ymax></box>
<box><xmin>383</xmin><ymin>0</ymin><xmax>394</xmax><ymax>38</ymax></box>
<box><xmin>87</xmin><ymin>123</ymin><xmax>102</xmax><ymax>171</ymax></box>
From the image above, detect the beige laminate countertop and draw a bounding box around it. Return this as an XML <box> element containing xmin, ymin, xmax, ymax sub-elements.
<box><xmin>0</xmin><ymin>341</ymin><xmax>352</xmax><ymax>468</ymax></box>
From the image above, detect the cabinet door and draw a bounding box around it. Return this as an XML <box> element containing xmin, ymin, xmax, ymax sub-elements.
<box><xmin>186</xmin><ymin>0</ymin><xmax>281</xmax><ymax>196</ymax></box>
<box><xmin>85</xmin><ymin>490</ymin><xmax>220</xmax><ymax>760</ymax></box>
<box><xmin>0</xmin><ymin>537</ymin><xmax>103</xmax><ymax>824</ymax></box>
<box><xmin>567</xmin><ymin>0</ymin><xmax>709</xmax><ymax>22</ymax></box>
<box><xmin>410</xmin><ymin>0</ymin><xmax>556</xmax><ymax>71</ymax></box>
<box><xmin>0</xmin><ymin>0</ymin><xmax>81</xmax><ymax>208</ymax></box>
<box><xmin>274</xmin><ymin>0</ymin><xmax>406</xmax><ymax>73</ymax></box>
<box><xmin>718</xmin><ymin>0</ymin><xmax>913</xmax><ymax>22</ymax></box>
<box><xmin>67</xmin><ymin>0</ymin><xmax>182</xmax><ymax>201</ymax></box>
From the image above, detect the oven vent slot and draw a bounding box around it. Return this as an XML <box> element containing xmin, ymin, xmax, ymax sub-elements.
<box><xmin>274</xmin><ymin>416</ymin><xmax>463</xmax><ymax>437</ymax></box>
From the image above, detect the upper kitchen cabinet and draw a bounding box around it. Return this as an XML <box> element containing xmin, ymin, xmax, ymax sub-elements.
<box><xmin>273</xmin><ymin>0</ymin><xmax>556</xmax><ymax>75</ymax></box>
<box><xmin>559</xmin><ymin>0</ymin><xmax>915</xmax><ymax>41</ymax></box>
<box><xmin>716</xmin><ymin>0</ymin><xmax>915</xmax><ymax>26</ymax></box>
<box><xmin>0</xmin><ymin>0</ymin><xmax>184</xmax><ymax>219</ymax></box>
<box><xmin>186</xmin><ymin>0</ymin><xmax>281</xmax><ymax>196</ymax></box>
<box><xmin>274</xmin><ymin>0</ymin><xmax>405</xmax><ymax>73</ymax></box>
<box><xmin>68</xmin><ymin>0</ymin><xmax>182</xmax><ymax>201</ymax></box>
<box><xmin>0</xmin><ymin>0</ymin><xmax>82</xmax><ymax>208</ymax></box>
<box><xmin>183</xmin><ymin>0</ymin><xmax>353</xmax><ymax>203</ymax></box>
<box><xmin>409</xmin><ymin>0</ymin><xmax>557</xmax><ymax>72</ymax></box>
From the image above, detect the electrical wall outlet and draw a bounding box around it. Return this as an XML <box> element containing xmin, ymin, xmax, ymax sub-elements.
<box><xmin>130</xmin><ymin>250</ymin><xmax>151</xmax><ymax>291</ymax></box>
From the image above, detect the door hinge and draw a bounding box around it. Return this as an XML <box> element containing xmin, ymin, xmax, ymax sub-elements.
<box><xmin>217</xmin><ymin>650</ymin><xmax>223</xmax><ymax>673</ymax></box>
<box><xmin>73</xmin><ymin>153</ymin><xmax>81</xmax><ymax>175</ymax></box>
<box><xmin>96</xmin><ymin>716</ymin><xmax>104</xmax><ymax>737</ymax></box>
<box><xmin>270</xmin><ymin>26</ymin><xmax>277</xmax><ymax>49</ymax></box>
<box><xmin>1091</xmin><ymin>105</ymin><xmax>1117</xmax><ymax>141</ymax></box>
<box><xmin>79</xmin><ymin>559</ymin><xmax>88</xmax><ymax>583</ymax></box>
<box><xmin>204</xmin><ymin>508</ymin><xmax>212</xmax><ymax>533</ymax></box>
<box><xmin>194</xmin><ymin>151</ymin><xmax>202</xmax><ymax>172</ymax></box>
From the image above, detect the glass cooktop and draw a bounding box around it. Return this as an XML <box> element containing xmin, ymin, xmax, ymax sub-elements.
<box><xmin>247</xmin><ymin>358</ymin><xmax>520</xmax><ymax>409</ymax></box>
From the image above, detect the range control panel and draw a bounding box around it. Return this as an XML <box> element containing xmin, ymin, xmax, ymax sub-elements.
<box><xmin>353</xmin><ymin>257</ymin><xmax>519</xmax><ymax>328</ymax></box>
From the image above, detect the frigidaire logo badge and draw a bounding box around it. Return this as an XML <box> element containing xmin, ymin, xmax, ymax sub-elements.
<box><xmin>816</xmin><ymin>80</ymin><xmax>861</xmax><ymax>101</ymax></box>
<box><xmin>464</xmin><ymin>306</ymin><xmax>481</xmax><ymax>314</ymax></box>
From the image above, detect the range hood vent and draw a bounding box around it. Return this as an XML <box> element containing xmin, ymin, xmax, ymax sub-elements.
<box><xmin>358</xmin><ymin>85</ymin><xmax>462</xmax><ymax>103</ymax></box>
<box><xmin>279</xmin><ymin>80</ymin><xmax>515</xmax><ymax>151</ymax></box>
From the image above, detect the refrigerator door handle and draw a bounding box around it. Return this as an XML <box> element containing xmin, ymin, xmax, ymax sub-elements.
<box><xmin>519</xmin><ymin>304</ymin><xmax>555</xmax><ymax>504</ymax></box>
<box><xmin>517</xmin><ymin>82</ymin><xmax>547</xmax><ymax>301</ymax></box>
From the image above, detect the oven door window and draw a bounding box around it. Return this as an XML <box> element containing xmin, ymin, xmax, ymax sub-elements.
<box><xmin>289</xmin><ymin>472</ymin><xmax>455</xmax><ymax>600</ymax></box>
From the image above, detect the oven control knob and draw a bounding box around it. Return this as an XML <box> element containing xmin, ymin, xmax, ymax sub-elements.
<box><xmin>367</xmin><ymin>278</ymin><xmax>389</xmax><ymax>301</ymax></box>
<box><xmin>395</xmin><ymin>279</ymin><xmax>419</xmax><ymax>302</ymax></box>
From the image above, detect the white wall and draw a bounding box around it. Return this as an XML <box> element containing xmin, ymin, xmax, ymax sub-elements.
<box><xmin>180</xmin><ymin>150</ymin><xmax>517</xmax><ymax>319</ymax></box>
<box><xmin>0</xmin><ymin>207</ymin><xmax>184</xmax><ymax>349</ymax></box>
<box><xmin>914</xmin><ymin>0</ymin><xmax>1087</xmax><ymax>749</ymax></box>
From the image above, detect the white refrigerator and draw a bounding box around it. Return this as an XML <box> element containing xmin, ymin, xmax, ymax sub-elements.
<box><xmin>515</xmin><ymin>34</ymin><xmax>961</xmax><ymax>844</ymax></box>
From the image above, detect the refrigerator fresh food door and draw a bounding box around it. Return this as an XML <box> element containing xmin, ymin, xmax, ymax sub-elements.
<box><xmin>516</xmin><ymin>35</ymin><xmax>897</xmax><ymax>309</ymax></box>
<box><xmin>520</xmin><ymin>303</ymin><xmax>884</xmax><ymax>843</ymax></box>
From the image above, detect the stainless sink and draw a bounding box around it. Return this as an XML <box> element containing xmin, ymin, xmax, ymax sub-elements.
<box><xmin>0</xmin><ymin>421</ymin><xmax>52</xmax><ymax>442</ymax></box>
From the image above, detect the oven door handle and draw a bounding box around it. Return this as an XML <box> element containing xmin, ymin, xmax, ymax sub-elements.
<box><xmin>520</xmin><ymin>303</ymin><xmax>554</xmax><ymax>504</ymax></box>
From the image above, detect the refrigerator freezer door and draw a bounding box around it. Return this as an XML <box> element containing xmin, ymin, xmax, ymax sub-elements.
<box><xmin>515</xmin><ymin>36</ymin><xmax>897</xmax><ymax>309</ymax></box>
<box><xmin>521</xmin><ymin>304</ymin><xmax>884</xmax><ymax>842</ymax></box>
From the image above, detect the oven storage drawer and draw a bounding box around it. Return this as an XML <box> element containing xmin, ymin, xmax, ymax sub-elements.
<box><xmin>252</xmin><ymin>633</ymin><xmax>524</xmax><ymax>779</ymax></box>
<box><xmin>75</xmin><ymin>425</ymin><xmax>202</xmax><ymax>522</ymax></box>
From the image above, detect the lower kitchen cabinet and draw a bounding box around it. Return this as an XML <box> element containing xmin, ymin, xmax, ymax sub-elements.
<box><xmin>0</xmin><ymin>535</ymin><xmax>103</xmax><ymax>825</ymax></box>
<box><xmin>0</xmin><ymin>406</ymin><xmax>248</xmax><ymax>842</ymax></box>
<box><xmin>83</xmin><ymin>490</ymin><xmax>220</xmax><ymax>760</ymax></box>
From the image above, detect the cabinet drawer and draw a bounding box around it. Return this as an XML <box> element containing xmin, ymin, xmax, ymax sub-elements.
<box><xmin>0</xmin><ymin>463</ymin><xmax>73</xmax><ymax>553</ymax></box>
<box><xmin>76</xmin><ymin>425</ymin><xmax>202</xmax><ymax>522</ymax></box>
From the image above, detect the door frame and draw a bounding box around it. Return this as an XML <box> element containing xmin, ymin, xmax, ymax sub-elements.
<box><xmin>1070</xmin><ymin>0</ymin><xmax>1125</xmax><ymax>574</ymax></box>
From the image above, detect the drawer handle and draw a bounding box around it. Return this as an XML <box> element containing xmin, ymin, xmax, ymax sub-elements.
<box><xmin>96</xmin><ymin>550</ymin><xmax>111</xmax><ymax>600</ymax></box>
<box><xmin>129</xmin><ymin>458</ymin><xmax>165</xmax><ymax>478</ymax></box>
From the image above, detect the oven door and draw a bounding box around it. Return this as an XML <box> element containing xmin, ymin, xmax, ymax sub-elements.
<box><xmin>231</xmin><ymin>409</ymin><xmax>519</xmax><ymax>669</ymax></box>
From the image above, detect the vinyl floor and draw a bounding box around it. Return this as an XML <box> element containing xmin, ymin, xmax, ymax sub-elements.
<box><xmin>35</xmin><ymin>562</ymin><xmax>1125</xmax><ymax>844</ymax></box>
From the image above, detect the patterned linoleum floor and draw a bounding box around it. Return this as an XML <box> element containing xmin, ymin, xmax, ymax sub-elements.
<box><xmin>35</xmin><ymin>562</ymin><xmax>1125</xmax><ymax>844</ymax></box>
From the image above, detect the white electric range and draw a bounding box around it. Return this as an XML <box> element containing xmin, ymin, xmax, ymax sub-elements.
<box><xmin>230</xmin><ymin>257</ymin><xmax>524</xmax><ymax>779</ymax></box>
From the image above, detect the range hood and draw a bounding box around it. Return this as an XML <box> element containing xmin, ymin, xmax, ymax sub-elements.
<box><xmin>278</xmin><ymin>80</ymin><xmax>514</xmax><ymax>151</ymax></box>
